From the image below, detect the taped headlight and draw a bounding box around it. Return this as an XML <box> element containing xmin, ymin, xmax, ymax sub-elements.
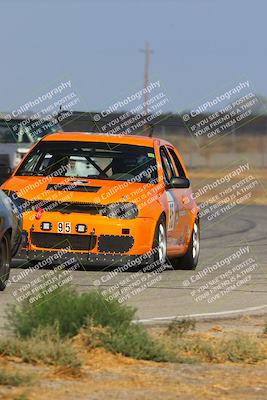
<box><xmin>101</xmin><ymin>202</ymin><xmax>138</xmax><ymax>219</ymax></box>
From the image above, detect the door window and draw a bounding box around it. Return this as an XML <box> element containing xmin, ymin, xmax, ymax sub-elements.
<box><xmin>160</xmin><ymin>147</ymin><xmax>176</xmax><ymax>183</ymax></box>
<box><xmin>167</xmin><ymin>147</ymin><xmax>186</xmax><ymax>177</ymax></box>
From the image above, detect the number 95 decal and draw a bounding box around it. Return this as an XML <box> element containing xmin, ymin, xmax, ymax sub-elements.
<box><xmin>58</xmin><ymin>222</ymin><xmax>71</xmax><ymax>233</ymax></box>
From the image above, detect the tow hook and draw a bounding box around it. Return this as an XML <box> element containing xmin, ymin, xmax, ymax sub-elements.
<box><xmin>35</xmin><ymin>208</ymin><xmax>43</xmax><ymax>220</ymax></box>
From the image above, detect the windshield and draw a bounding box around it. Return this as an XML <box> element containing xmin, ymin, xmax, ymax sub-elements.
<box><xmin>15</xmin><ymin>141</ymin><xmax>158</xmax><ymax>183</ymax></box>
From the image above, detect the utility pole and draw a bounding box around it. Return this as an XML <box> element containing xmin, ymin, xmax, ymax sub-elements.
<box><xmin>140</xmin><ymin>42</ymin><xmax>154</xmax><ymax>136</ymax></box>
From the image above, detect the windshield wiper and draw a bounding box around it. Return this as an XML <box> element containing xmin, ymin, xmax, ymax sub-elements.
<box><xmin>18</xmin><ymin>171</ymin><xmax>46</xmax><ymax>176</ymax></box>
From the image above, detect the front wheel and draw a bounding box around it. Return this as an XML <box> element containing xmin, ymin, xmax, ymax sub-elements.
<box><xmin>170</xmin><ymin>220</ymin><xmax>200</xmax><ymax>270</ymax></box>
<box><xmin>0</xmin><ymin>233</ymin><xmax>11</xmax><ymax>291</ymax></box>
<box><xmin>153</xmin><ymin>217</ymin><xmax>167</xmax><ymax>265</ymax></box>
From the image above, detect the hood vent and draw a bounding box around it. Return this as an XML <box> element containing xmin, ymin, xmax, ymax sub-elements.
<box><xmin>46</xmin><ymin>184</ymin><xmax>101</xmax><ymax>192</ymax></box>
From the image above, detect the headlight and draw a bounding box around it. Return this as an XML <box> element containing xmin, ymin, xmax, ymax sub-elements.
<box><xmin>101</xmin><ymin>202</ymin><xmax>138</xmax><ymax>219</ymax></box>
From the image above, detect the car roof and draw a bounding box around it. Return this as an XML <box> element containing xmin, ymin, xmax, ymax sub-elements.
<box><xmin>41</xmin><ymin>132</ymin><xmax>173</xmax><ymax>147</ymax></box>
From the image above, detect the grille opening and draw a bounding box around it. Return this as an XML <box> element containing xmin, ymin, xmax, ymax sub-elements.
<box><xmin>31</xmin><ymin>232</ymin><xmax>96</xmax><ymax>251</ymax></box>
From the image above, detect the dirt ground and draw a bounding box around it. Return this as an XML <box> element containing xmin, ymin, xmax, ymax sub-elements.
<box><xmin>1</xmin><ymin>315</ymin><xmax>267</xmax><ymax>400</ymax></box>
<box><xmin>190</xmin><ymin>168</ymin><xmax>267</xmax><ymax>205</ymax></box>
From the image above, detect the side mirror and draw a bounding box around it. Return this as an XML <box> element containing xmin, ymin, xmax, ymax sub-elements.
<box><xmin>167</xmin><ymin>176</ymin><xmax>190</xmax><ymax>189</ymax></box>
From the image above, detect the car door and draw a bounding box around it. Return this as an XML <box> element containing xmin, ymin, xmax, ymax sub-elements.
<box><xmin>166</xmin><ymin>146</ymin><xmax>193</xmax><ymax>246</ymax></box>
<box><xmin>159</xmin><ymin>146</ymin><xmax>187</xmax><ymax>253</ymax></box>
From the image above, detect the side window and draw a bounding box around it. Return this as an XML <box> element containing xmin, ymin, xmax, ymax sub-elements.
<box><xmin>167</xmin><ymin>147</ymin><xmax>186</xmax><ymax>177</ymax></box>
<box><xmin>160</xmin><ymin>147</ymin><xmax>175</xmax><ymax>183</ymax></box>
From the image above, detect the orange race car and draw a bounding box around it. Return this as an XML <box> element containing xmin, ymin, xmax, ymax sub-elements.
<box><xmin>1</xmin><ymin>132</ymin><xmax>200</xmax><ymax>270</ymax></box>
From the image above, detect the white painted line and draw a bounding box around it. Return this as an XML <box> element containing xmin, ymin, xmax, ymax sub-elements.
<box><xmin>135</xmin><ymin>304</ymin><xmax>267</xmax><ymax>323</ymax></box>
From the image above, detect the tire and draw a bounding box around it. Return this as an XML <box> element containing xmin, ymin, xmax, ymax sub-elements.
<box><xmin>153</xmin><ymin>216</ymin><xmax>167</xmax><ymax>266</ymax></box>
<box><xmin>170</xmin><ymin>219</ymin><xmax>200</xmax><ymax>270</ymax></box>
<box><xmin>11</xmin><ymin>235</ymin><xmax>22</xmax><ymax>258</ymax></box>
<box><xmin>0</xmin><ymin>233</ymin><xmax>11</xmax><ymax>291</ymax></box>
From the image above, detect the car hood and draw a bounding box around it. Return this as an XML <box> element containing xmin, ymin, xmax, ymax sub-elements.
<box><xmin>4</xmin><ymin>175</ymin><xmax>156</xmax><ymax>204</ymax></box>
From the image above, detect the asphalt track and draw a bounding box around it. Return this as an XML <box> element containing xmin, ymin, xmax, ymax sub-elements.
<box><xmin>0</xmin><ymin>205</ymin><xmax>266</xmax><ymax>331</ymax></box>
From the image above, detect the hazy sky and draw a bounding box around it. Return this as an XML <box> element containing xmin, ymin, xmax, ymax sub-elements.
<box><xmin>0</xmin><ymin>0</ymin><xmax>266</xmax><ymax>113</ymax></box>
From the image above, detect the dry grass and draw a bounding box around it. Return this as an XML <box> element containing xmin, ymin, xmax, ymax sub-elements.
<box><xmin>161</xmin><ymin>326</ymin><xmax>267</xmax><ymax>364</ymax></box>
<box><xmin>1</xmin><ymin>324</ymin><xmax>267</xmax><ymax>400</ymax></box>
<box><xmin>0</xmin><ymin>325</ymin><xmax>81</xmax><ymax>368</ymax></box>
<box><xmin>0</xmin><ymin>369</ymin><xmax>33</xmax><ymax>387</ymax></box>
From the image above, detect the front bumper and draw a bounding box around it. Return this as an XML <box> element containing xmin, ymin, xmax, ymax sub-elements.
<box><xmin>21</xmin><ymin>212</ymin><xmax>157</xmax><ymax>266</ymax></box>
<box><xmin>18</xmin><ymin>248</ymin><xmax>154</xmax><ymax>267</ymax></box>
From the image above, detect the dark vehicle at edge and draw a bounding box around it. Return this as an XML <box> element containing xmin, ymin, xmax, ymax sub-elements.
<box><xmin>0</xmin><ymin>190</ymin><xmax>21</xmax><ymax>290</ymax></box>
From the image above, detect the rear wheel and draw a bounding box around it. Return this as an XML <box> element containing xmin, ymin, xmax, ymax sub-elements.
<box><xmin>153</xmin><ymin>217</ymin><xmax>167</xmax><ymax>265</ymax></box>
<box><xmin>0</xmin><ymin>233</ymin><xmax>11</xmax><ymax>291</ymax></box>
<box><xmin>170</xmin><ymin>220</ymin><xmax>200</xmax><ymax>270</ymax></box>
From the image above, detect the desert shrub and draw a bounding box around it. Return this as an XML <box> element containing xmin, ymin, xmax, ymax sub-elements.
<box><xmin>82</xmin><ymin>321</ymin><xmax>176</xmax><ymax>362</ymax></box>
<box><xmin>221</xmin><ymin>334</ymin><xmax>265</xmax><ymax>363</ymax></box>
<box><xmin>0</xmin><ymin>324</ymin><xmax>81</xmax><ymax>367</ymax></box>
<box><xmin>165</xmin><ymin>319</ymin><xmax>196</xmax><ymax>337</ymax></box>
<box><xmin>6</xmin><ymin>286</ymin><xmax>135</xmax><ymax>338</ymax></box>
